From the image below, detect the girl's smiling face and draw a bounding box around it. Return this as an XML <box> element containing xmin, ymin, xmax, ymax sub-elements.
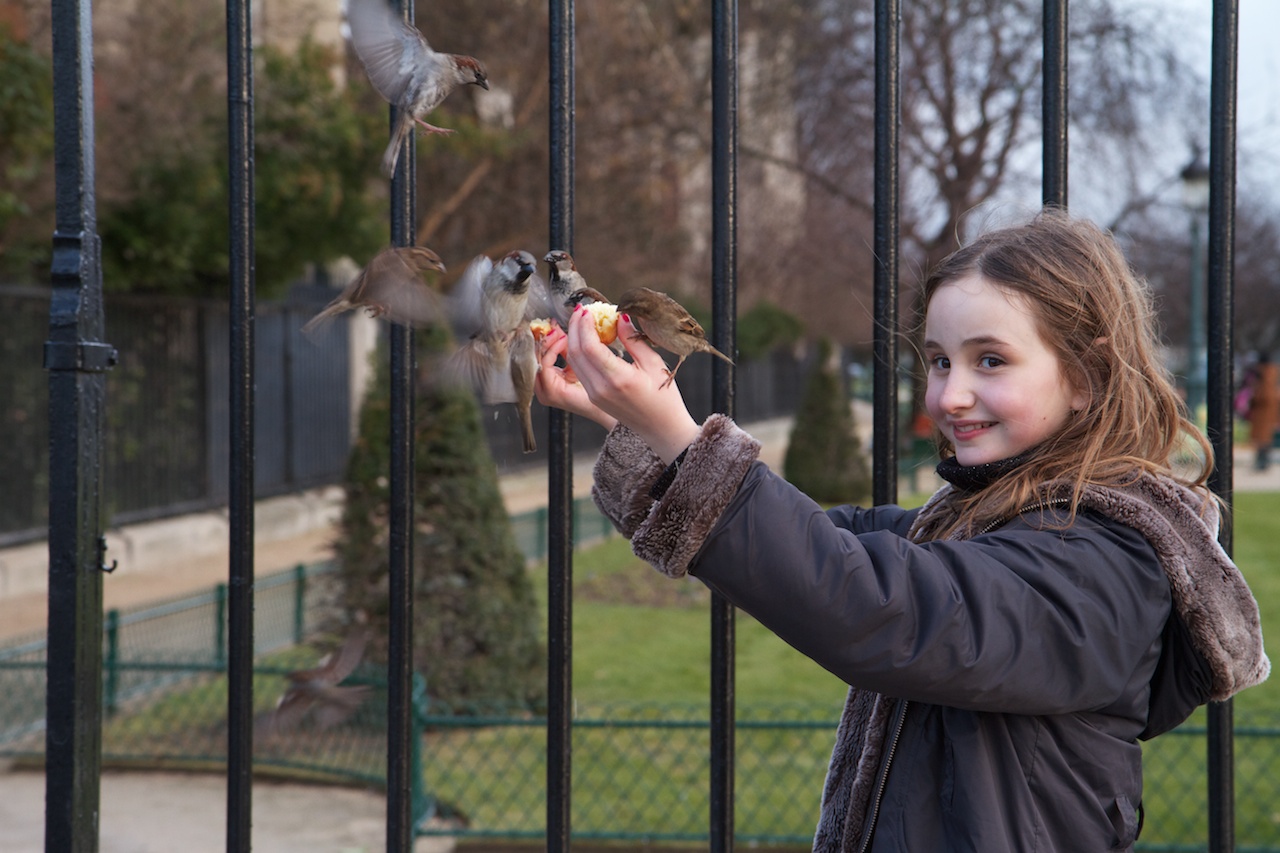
<box><xmin>924</xmin><ymin>274</ymin><xmax>1088</xmax><ymax>466</ymax></box>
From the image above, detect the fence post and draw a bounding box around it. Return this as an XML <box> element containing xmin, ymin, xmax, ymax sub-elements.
<box><xmin>546</xmin><ymin>1</ymin><xmax>577</xmax><ymax>847</ymax></box>
<box><xmin>44</xmin><ymin>0</ymin><xmax>118</xmax><ymax>846</ymax></box>
<box><xmin>104</xmin><ymin>609</ymin><xmax>120</xmax><ymax>717</ymax></box>
<box><xmin>385</xmin><ymin>2</ymin><xmax>419</xmax><ymax>848</ymax></box>
<box><xmin>410</xmin><ymin>672</ymin><xmax>434</xmax><ymax>831</ymax></box>
<box><xmin>293</xmin><ymin>564</ymin><xmax>307</xmax><ymax>644</ymax></box>
<box><xmin>1205</xmin><ymin>1</ymin><xmax>1239</xmax><ymax>850</ymax></box>
<box><xmin>215</xmin><ymin>582</ymin><xmax>228</xmax><ymax>669</ymax></box>
<box><xmin>709</xmin><ymin>2</ymin><xmax>738</xmax><ymax>849</ymax></box>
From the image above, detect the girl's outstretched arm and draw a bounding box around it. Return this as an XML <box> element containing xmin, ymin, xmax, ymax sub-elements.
<box><xmin>559</xmin><ymin>305</ymin><xmax>700</xmax><ymax>464</ymax></box>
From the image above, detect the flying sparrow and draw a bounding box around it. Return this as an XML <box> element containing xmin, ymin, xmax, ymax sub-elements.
<box><xmin>346</xmin><ymin>0</ymin><xmax>490</xmax><ymax>178</ymax></box>
<box><xmin>616</xmin><ymin>286</ymin><xmax>734</xmax><ymax>388</ymax></box>
<box><xmin>302</xmin><ymin>245</ymin><xmax>447</xmax><ymax>335</ymax></box>
<box><xmin>265</xmin><ymin>629</ymin><xmax>371</xmax><ymax>735</ymax></box>
<box><xmin>445</xmin><ymin>250</ymin><xmax>551</xmax><ymax>450</ymax></box>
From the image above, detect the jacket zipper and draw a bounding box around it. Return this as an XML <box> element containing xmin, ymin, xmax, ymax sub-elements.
<box><xmin>852</xmin><ymin>497</ymin><xmax>1072</xmax><ymax>850</ymax></box>
<box><xmin>856</xmin><ymin>699</ymin><xmax>909</xmax><ymax>853</ymax></box>
<box><xmin>855</xmin><ymin>494</ymin><xmax>1075</xmax><ymax>845</ymax></box>
<box><xmin>976</xmin><ymin>497</ymin><xmax>1072</xmax><ymax>536</ymax></box>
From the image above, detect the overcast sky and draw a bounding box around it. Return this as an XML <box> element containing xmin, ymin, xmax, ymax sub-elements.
<box><xmin>1161</xmin><ymin>0</ymin><xmax>1279</xmax><ymax>188</ymax></box>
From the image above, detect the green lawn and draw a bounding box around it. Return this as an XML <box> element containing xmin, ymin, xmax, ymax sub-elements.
<box><xmin>85</xmin><ymin>490</ymin><xmax>1280</xmax><ymax>847</ymax></box>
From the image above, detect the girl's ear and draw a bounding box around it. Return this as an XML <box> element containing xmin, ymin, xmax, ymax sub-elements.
<box><xmin>1070</xmin><ymin>386</ymin><xmax>1090</xmax><ymax>414</ymax></box>
<box><xmin>1070</xmin><ymin>336</ymin><xmax>1107</xmax><ymax>412</ymax></box>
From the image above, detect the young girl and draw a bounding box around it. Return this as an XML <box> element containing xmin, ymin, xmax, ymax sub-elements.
<box><xmin>533</xmin><ymin>210</ymin><xmax>1268</xmax><ymax>852</ymax></box>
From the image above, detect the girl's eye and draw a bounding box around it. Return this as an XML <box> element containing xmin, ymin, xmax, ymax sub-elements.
<box><xmin>979</xmin><ymin>355</ymin><xmax>1004</xmax><ymax>369</ymax></box>
<box><xmin>929</xmin><ymin>355</ymin><xmax>950</xmax><ymax>370</ymax></box>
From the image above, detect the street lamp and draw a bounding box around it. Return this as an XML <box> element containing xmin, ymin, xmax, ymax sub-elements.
<box><xmin>1180</xmin><ymin>150</ymin><xmax>1211</xmax><ymax>424</ymax></box>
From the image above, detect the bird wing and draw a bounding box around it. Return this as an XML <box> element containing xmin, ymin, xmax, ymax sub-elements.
<box><xmin>444</xmin><ymin>337</ymin><xmax>516</xmax><ymax>404</ymax></box>
<box><xmin>326</xmin><ymin>629</ymin><xmax>369</xmax><ymax>683</ymax></box>
<box><xmin>446</xmin><ymin>254</ymin><xmax>493</xmax><ymax>338</ymax></box>
<box><xmin>522</xmin><ymin>271</ymin><xmax>554</xmax><ymax>323</ymax></box>
<box><xmin>361</xmin><ymin>249</ymin><xmax>447</xmax><ymax>328</ymax></box>
<box><xmin>347</xmin><ymin>0</ymin><xmax>433</xmax><ymax>105</ymax></box>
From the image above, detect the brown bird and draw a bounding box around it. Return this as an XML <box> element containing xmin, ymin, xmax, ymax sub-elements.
<box><xmin>265</xmin><ymin>629</ymin><xmax>371</xmax><ymax>735</ymax></box>
<box><xmin>444</xmin><ymin>250</ymin><xmax>552</xmax><ymax>452</ymax></box>
<box><xmin>616</xmin><ymin>286</ymin><xmax>734</xmax><ymax>388</ymax></box>
<box><xmin>301</xmin><ymin>246</ymin><xmax>447</xmax><ymax>335</ymax></box>
<box><xmin>347</xmin><ymin>0</ymin><xmax>490</xmax><ymax>177</ymax></box>
<box><xmin>508</xmin><ymin>326</ymin><xmax>539</xmax><ymax>453</ymax></box>
<box><xmin>543</xmin><ymin>250</ymin><xmax>610</xmax><ymax>327</ymax></box>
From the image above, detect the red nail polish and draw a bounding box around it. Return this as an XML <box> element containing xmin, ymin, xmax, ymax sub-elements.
<box><xmin>621</xmin><ymin>313</ymin><xmax>630</xmax><ymax>324</ymax></box>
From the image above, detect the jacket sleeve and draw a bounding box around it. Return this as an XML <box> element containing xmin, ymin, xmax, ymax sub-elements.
<box><xmin>590</xmin><ymin>424</ymin><xmax>669</xmax><ymax>539</ymax></box>
<box><xmin>593</xmin><ymin>414</ymin><xmax>762</xmax><ymax>576</ymax></box>
<box><xmin>686</xmin><ymin>463</ymin><xmax>1170</xmax><ymax>716</ymax></box>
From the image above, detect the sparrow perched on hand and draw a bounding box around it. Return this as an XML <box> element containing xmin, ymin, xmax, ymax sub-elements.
<box><xmin>445</xmin><ymin>250</ymin><xmax>551</xmax><ymax>451</ymax></box>
<box><xmin>264</xmin><ymin>629</ymin><xmax>371</xmax><ymax>736</ymax></box>
<box><xmin>302</xmin><ymin>245</ymin><xmax>447</xmax><ymax>335</ymax></box>
<box><xmin>616</xmin><ymin>286</ymin><xmax>734</xmax><ymax>387</ymax></box>
<box><xmin>542</xmin><ymin>250</ymin><xmax>610</xmax><ymax>327</ymax></box>
<box><xmin>346</xmin><ymin>0</ymin><xmax>490</xmax><ymax>178</ymax></box>
<box><xmin>542</xmin><ymin>250</ymin><xmax>624</xmax><ymax>359</ymax></box>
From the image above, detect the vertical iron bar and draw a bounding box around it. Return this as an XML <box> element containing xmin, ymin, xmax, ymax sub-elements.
<box><xmin>225</xmin><ymin>0</ymin><xmax>256</xmax><ymax>845</ymax></box>
<box><xmin>293</xmin><ymin>564</ymin><xmax>307</xmax><ymax>644</ymax></box>
<box><xmin>709</xmin><ymin>2</ymin><xmax>737</xmax><ymax>850</ymax></box>
<box><xmin>385</xmin><ymin>2</ymin><xmax>417</xmax><ymax>848</ymax></box>
<box><xmin>215</xmin><ymin>582</ymin><xmax>229</xmax><ymax>667</ymax></box>
<box><xmin>546</xmin><ymin>1</ymin><xmax>576</xmax><ymax>850</ymax></box>
<box><xmin>45</xmin><ymin>0</ymin><xmax>114</xmax><ymax>846</ymax></box>
<box><xmin>1205</xmin><ymin>2</ymin><xmax>1238</xmax><ymax>851</ymax></box>
<box><xmin>872</xmin><ymin>0</ymin><xmax>900</xmax><ymax>507</ymax></box>
<box><xmin>104</xmin><ymin>609</ymin><xmax>119</xmax><ymax>716</ymax></box>
<box><xmin>1042</xmin><ymin>0</ymin><xmax>1068</xmax><ymax>208</ymax></box>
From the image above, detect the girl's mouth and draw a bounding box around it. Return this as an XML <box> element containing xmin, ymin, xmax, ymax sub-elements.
<box><xmin>952</xmin><ymin>421</ymin><xmax>995</xmax><ymax>439</ymax></box>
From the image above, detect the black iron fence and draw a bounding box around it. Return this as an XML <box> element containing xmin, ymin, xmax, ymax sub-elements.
<box><xmin>38</xmin><ymin>0</ymin><xmax>1245</xmax><ymax>851</ymax></box>
<box><xmin>1</xmin><ymin>281</ymin><xmax>813</xmax><ymax>546</ymax></box>
<box><xmin>1</xmin><ymin>286</ymin><xmax>354</xmax><ymax>545</ymax></box>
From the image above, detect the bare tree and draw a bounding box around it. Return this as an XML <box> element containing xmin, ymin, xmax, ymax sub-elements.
<box><xmin>756</xmin><ymin>0</ymin><xmax>1205</xmax><ymax>351</ymax></box>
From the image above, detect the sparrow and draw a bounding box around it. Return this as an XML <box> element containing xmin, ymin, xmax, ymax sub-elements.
<box><xmin>542</xmin><ymin>250</ymin><xmax>610</xmax><ymax>327</ymax></box>
<box><xmin>445</xmin><ymin>250</ymin><xmax>552</xmax><ymax>450</ymax></box>
<box><xmin>346</xmin><ymin>0</ymin><xmax>490</xmax><ymax>178</ymax></box>
<box><xmin>265</xmin><ymin>629</ymin><xmax>371</xmax><ymax>735</ymax></box>
<box><xmin>508</xmin><ymin>326</ymin><xmax>539</xmax><ymax>453</ymax></box>
<box><xmin>542</xmin><ymin>250</ymin><xmax>623</xmax><ymax>358</ymax></box>
<box><xmin>615</xmin><ymin>286</ymin><xmax>734</xmax><ymax>388</ymax></box>
<box><xmin>301</xmin><ymin>245</ymin><xmax>447</xmax><ymax>335</ymax></box>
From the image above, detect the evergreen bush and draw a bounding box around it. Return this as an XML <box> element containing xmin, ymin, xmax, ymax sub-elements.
<box><xmin>336</xmin><ymin>336</ymin><xmax>546</xmax><ymax>710</ymax></box>
<box><xmin>783</xmin><ymin>339</ymin><xmax>871</xmax><ymax>505</ymax></box>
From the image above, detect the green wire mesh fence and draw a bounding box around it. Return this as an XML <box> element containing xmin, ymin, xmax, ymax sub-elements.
<box><xmin>2</xmin><ymin>508</ymin><xmax>1278</xmax><ymax>848</ymax></box>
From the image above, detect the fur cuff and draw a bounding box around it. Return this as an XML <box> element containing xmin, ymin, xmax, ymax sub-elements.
<box><xmin>591</xmin><ymin>425</ymin><xmax>667</xmax><ymax>539</ymax></box>
<box><xmin>630</xmin><ymin>414</ymin><xmax>761</xmax><ymax>578</ymax></box>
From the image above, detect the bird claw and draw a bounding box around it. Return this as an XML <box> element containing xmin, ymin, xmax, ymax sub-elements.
<box><xmin>415</xmin><ymin>119</ymin><xmax>456</xmax><ymax>135</ymax></box>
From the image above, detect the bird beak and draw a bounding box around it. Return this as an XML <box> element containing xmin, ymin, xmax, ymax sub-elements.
<box><xmin>477</xmin><ymin>75</ymin><xmax>490</xmax><ymax>91</ymax></box>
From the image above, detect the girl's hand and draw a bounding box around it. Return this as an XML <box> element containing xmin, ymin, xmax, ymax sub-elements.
<box><xmin>562</xmin><ymin>306</ymin><xmax>700</xmax><ymax>464</ymax></box>
<box><xmin>533</xmin><ymin>323</ymin><xmax>618</xmax><ymax>430</ymax></box>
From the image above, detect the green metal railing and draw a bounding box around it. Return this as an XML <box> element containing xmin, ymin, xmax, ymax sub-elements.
<box><xmin>3</xmin><ymin>509</ymin><xmax>1279</xmax><ymax>848</ymax></box>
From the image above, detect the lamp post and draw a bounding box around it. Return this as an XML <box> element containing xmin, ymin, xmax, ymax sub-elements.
<box><xmin>1180</xmin><ymin>151</ymin><xmax>1211</xmax><ymax>425</ymax></box>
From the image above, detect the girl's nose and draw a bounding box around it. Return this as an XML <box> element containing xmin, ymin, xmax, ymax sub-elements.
<box><xmin>937</xmin><ymin>373</ymin><xmax>975</xmax><ymax>412</ymax></box>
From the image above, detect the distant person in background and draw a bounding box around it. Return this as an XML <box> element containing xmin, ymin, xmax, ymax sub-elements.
<box><xmin>1246</xmin><ymin>352</ymin><xmax>1280</xmax><ymax>471</ymax></box>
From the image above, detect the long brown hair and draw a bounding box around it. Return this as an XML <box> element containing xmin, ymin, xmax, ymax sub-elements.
<box><xmin>911</xmin><ymin>208</ymin><xmax>1212</xmax><ymax>540</ymax></box>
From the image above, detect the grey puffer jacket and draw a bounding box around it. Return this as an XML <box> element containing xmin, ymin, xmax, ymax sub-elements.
<box><xmin>591</xmin><ymin>416</ymin><xmax>1269</xmax><ymax>853</ymax></box>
